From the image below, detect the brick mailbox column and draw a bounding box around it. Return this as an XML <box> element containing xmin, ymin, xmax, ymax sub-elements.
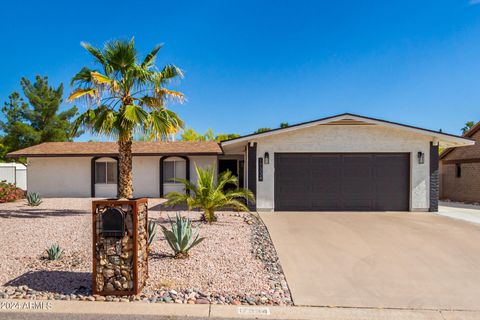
<box><xmin>92</xmin><ymin>198</ymin><xmax>148</xmax><ymax>296</ymax></box>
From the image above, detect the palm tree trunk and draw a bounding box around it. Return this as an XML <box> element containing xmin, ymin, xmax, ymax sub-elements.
<box><xmin>118</xmin><ymin>135</ymin><xmax>133</xmax><ymax>199</ymax></box>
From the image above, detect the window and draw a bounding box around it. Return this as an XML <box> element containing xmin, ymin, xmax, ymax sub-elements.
<box><xmin>95</xmin><ymin>161</ymin><xmax>117</xmax><ymax>184</ymax></box>
<box><xmin>163</xmin><ymin>160</ymin><xmax>186</xmax><ymax>183</ymax></box>
<box><xmin>456</xmin><ymin>163</ymin><xmax>462</xmax><ymax>178</ymax></box>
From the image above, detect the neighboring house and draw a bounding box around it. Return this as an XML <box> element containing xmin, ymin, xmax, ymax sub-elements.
<box><xmin>7</xmin><ymin>113</ymin><xmax>473</xmax><ymax>212</ymax></box>
<box><xmin>440</xmin><ymin>122</ymin><xmax>480</xmax><ymax>203</ymax></box>
<box><xmin>0</xmin><ymin>163</ymin><xmax>27</xmax><ymax>190</ymax></box>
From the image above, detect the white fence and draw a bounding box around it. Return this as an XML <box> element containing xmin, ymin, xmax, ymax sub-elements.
<box><xmin>0</xmin><ymin>163</ymin><xmax>27</xmax><ymax>190</ymax></box>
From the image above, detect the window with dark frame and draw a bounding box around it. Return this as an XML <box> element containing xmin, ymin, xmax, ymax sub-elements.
<box><xmin>455</xmin><ymin>163</ymin><xmax>461</xmax><ymax>178</ymax></box>
<box><xmin>95</xmin><ymin>161</ymin><xmax>117</xmax><ymax>184</ymax></box>
<box><xmin>163</xmin><ymin>160</ymin><xmax>186</xmax><ymax>183</ymax></box>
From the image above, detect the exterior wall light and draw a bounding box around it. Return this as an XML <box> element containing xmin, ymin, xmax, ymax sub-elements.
<box><xmin>417</xmin><ymin>151</ymin><xmax>425</xmax><ymax>164</ymax></box>
<box><xmin>264</xmin><ymin>152</ymin><xmax>270</xmax><ymax>164</ymax></box>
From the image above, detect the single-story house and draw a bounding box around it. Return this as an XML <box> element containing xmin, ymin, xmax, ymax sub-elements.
<box><xmin>7</xmin><ymin>113</ymin><xmax>474</xmax><ymax>212</ymax></box>
<box><xmin>440</xmin><ymin>122</ymin><xmax>480</xmax><ymax>203</ymax></box>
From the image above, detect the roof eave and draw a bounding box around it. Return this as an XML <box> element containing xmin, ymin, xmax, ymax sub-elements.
<box><xmin>6</xmin><ymin>152</ymin><xmax>222</xmax><ymax>158</ymax></box>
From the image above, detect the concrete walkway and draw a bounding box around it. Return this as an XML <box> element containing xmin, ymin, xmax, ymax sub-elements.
<box><xmin>260</xmin><ymin>211</ymin><xmax>480</xmax><ymax>310</ymax></box>
<box><xmin>1</xmin><ymin>299</ymin><xmax>479</xmax><ymax>320</ymax></box>
<box><xmin>438</xmin><ymin>201</ymin><xmax>480</xmax><ymax>225</ymax></box>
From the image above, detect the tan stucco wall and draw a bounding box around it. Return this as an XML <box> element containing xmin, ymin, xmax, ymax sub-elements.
<box><xmin>28</xmin><ymin>157</ymin><xmax>91</xmax><ymax>197</ymax></box>
<box><xmin>133</xmin><ymin>156</ymin><xmax>160</xmax><ymax>198</ymax></box>
<box><xmin>189</xmin><ymin>156</ymin><xmax>217</xmax><ymax>184</ymax></box>
<box><xmin>28</xmin><ymin>155</ymin><xmax>218</xmax><ymax>198</ymax></box>
<box><xmin>253</xmin><ymin>125</ymin><xmax>433</xmax><ymax>211</ymax></box>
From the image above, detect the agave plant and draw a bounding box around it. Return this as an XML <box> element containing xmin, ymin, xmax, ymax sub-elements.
<box><xmin>165</xmin><ymin>163</ymin><xmax>255</xmax><ymax>223</ymax></box>
<box><xmin>160</xmin><ymin>213</ymin><xmax>205</xmax><ymax>259</ymax></box>
<box><xmin>45</xmin><ymin>244</ymin><xmax>63</xmax><ymax>260</ymax></box>
<box><xmin>27</xmin><ymin>192</ymin><xmax>42</xmax><ymax>206</ymax></box>
<box><xmin>147</xmin><ymin>219</ymin><xmax>157</xmax><ymax>249</ymax></box>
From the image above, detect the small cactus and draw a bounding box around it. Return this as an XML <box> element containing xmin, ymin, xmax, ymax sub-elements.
<box><xmin>27</xmin><ymin>192</ymin><xmax>42</xmax><ymax>206</ymax></box>
<box><xmin>45</xmin><ymin>244</ymin><xmax>63</xmax><ymax>260</ymax></box>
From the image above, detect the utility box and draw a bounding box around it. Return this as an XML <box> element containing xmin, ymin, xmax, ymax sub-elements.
<box><xmin>92</xmin><ymin>198</ymin><xmax>149</xmax><ymax>296</ymax></box>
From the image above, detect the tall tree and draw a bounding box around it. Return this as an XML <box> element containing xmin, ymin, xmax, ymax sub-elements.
<box><xmin>69</xmin><ymin>39</ymin><xmax>184</xmax><ymax>198</ymax></box>
<box><xmin>180</xmin><ymin>127</ymin><xmax>239</xmax><ymax>142</ymax></box>
<box><xmin>181</xmin><ymin>127</ymin><xmax>203</xmax><ymax>141</ymax></box>
<box><xmin>215</xmin><ymin>133</ymin><xmax>240</xmax><ymax>141</ymax></box>
<box><xmin>461</xmin><ymin>121</ymin><xmax>476</xmax><ymax>135</ymax></box>
<box><xmin>280</xmin><ymin>122</ymin><xmax>289</xmax><ymax>128</ymax></box>
<box><xmin>254</xmin><ymin>127</ymin><xmax>272</xmax><ymax>134</ymax></box>
<box><xmin>0</xmin><ymin>76</ymin><xmax>79</xmax><ymax>158</ymax></box>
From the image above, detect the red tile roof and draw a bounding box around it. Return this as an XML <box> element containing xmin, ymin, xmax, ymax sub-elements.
<box><xmin>7</xmin><ymin>141</ymin><xmax>222</xmax><ymax>158</ymax></box>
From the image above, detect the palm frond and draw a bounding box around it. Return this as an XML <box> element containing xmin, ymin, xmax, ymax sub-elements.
<box><xmin>142</xmin><ymin>44</ymin><xmax>163</xmax><ymax>68</ymax></box>
<box><xmin>165</xmin><ymin>191</ymin><xmax>191</xmax><ymax>207</ymax></box>
<box><xmin>157</xmin><ymin>65</ymin><xmax>184</xmax><ymax>83</ymax></box>
<box><xmin>81</xmin><ymin>42</ymin><xmax>107</xmax><ymax>67</ymax></box>
<box><xmin>121</xmin><ymin>104</ymin><xmax>149</xmax><ymax>127</ymax></box>
<box><xmin>155</xmin><ymin>88</ymin><xmax>185</xmax><ymax>104</ymax></box>
<box><xmin>148</xmin><ymin>108</ymin><xmax>184</xmax><ymax>139</ymax></box>
<box><xmin>90</xmin><ymin>71</ymin><xmax>113</xmax><ymax>85</ymax></box>
<box><xmin>72</xmin><ymin>109</ymin><xmax>96</xmax><ymax>136</ymax></box>
<box><xmin>70</xmin><ymin>40</ymin><xmax>186</xmax><ymax>153</ymax></box>
<box><xmin>104</xmin><ymin>39</ymin><xmax>137</xmax><ymax>72</ymax></box>
<box><xmin>67</xmin><ymin>88</ymin><xmax>97</xmax><ymax>102</ymax></box>
<box><xmin>70</xmin><ymin>67</ymin><xmax>94</xmax><ymax>86</ymax></box>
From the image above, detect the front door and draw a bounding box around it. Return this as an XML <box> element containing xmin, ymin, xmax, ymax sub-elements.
<box><xmin>218</xmin><ymin>159</ymin><xmax>239</xmax><ymax>190</ymax></box>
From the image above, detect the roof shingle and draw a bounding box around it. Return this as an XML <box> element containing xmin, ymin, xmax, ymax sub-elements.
<box><xmin>7</xmin><ymin>141</ymin><xmax>222</xmax><ymax>158</ymax></box>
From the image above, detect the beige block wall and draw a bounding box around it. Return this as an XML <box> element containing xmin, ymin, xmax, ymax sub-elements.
<box><xmin>254</xmin><ymin>125</ymin><xmax>433</xmax><ymax>211</ymax></box>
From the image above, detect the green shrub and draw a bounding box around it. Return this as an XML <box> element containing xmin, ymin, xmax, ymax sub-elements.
<box><xmin>160</xmin><ymin>213</ymin><xmax>205</xmax><ymax>259</ymax></box>
<box><xmin>165</xmin><ymin>164</ymin><xmax>254</xmax><ymax>223</ymax></box>
<box><xmin>27</xmin><ymin>192</ymin><xmax>42</xmax><ymax>206</ymax></box>
<box><xmin>45</xmin><ymin>244</ymin><xmax>63</xmax><ymax>260</ymax></box>
<box><xmin>148</xmin><ymin>219</ymin><xmax>156</xmax><ymax>248</ymax></box>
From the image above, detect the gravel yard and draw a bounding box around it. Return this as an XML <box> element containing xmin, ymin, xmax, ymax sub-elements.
<box><xmin>0</xmin><ymin>198</ymin><xmax>291</xmax><ymax>305</ymax></box>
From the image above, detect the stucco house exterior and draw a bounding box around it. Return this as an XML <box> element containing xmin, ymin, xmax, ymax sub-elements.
<box><xmin>7</xmin><ymin>113</ymin><xmax>473</xmax><ymax>212</ymax></box>
<box><xmin>440</xmin><ymin>122</ymin><xmax>480</xmax><ymax>203</ymax></box>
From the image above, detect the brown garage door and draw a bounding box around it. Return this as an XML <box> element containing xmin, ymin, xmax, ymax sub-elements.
<box><xmin>274</xmin><ymin>153</ymin><xmax>410</xmax><ymax>211</ymax></box>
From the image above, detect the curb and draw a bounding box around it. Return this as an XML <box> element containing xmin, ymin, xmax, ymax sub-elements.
<box><xmin>3</xmin><ymin>299</ymin><xmax>480</xmax><ymax>319</ymax></box>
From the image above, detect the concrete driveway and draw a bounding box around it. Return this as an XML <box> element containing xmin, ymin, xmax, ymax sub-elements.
<box><xmin>438</xmin><ymin>201</ymin><xmax>480</xmax><ymax>225</ymax></box>
<box><xmin>260</xmin><ymin>212</ymin><xmax>480</xmax><ymax>310</ymax></box>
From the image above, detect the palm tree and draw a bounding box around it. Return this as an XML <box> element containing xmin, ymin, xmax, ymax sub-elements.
<box><xmin>165</xmin><ymin>164</ymin><xmax>255</xmax><ymax>223</ymax></box>
<box><xmin>68</xmin><ymin>38</ymin><xmax>184</xmax><ymax>198</ymax></box>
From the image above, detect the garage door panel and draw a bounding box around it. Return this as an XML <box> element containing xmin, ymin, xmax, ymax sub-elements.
<box><xmin>274</xmin><ymin>153</ymin><xmax>409</xmax><ymax>211</ymax></box>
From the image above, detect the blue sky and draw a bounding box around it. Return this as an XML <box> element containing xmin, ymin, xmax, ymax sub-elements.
<box><xmin>2</xmin><ymin>0</ymin><xmax>480</xmax><ymax>140</ymax></box>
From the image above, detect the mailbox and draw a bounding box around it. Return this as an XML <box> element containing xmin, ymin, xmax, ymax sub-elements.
<box><xmin>101</xmin><ymin>207</ymin><xmax>125</xmax><ymax>238</ymax></box>
<box><xmin>92</xmin><ymin>198</ymin><xmax>149</xmax><ymax>296</ymax></box>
